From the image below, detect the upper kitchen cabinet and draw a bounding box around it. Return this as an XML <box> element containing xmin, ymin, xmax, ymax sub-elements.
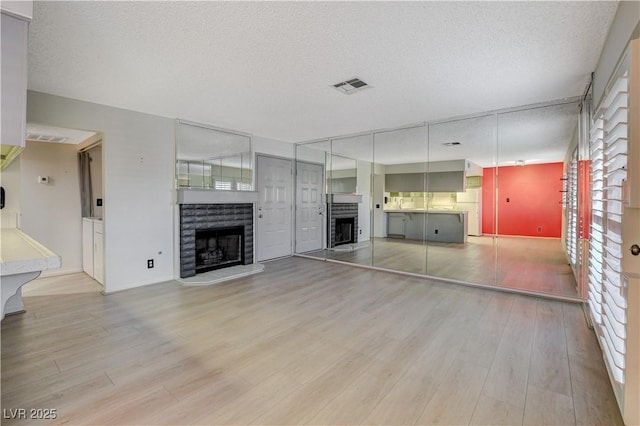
<box><xmin>0</xmin><ymin>10</ymin><xmax>29</xmax><ymax>170</ymax></box>
<box><xmin>426</xmin><ymin>171</ymin><xmax>466</xmax><ymax>192</ymax></box>
<box><xmin>384</xmin><ymin>172</ymin><xmax>425</xmax><ymax>192</ymax></box>
<box><xmin>384</xmin><ymin>159</ymin><xmax>476</xmax><ymax>192</ymax></box>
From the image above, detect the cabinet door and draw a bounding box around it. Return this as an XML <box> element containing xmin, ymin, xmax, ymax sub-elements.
<box><xmin>404</xmin><ymin>213</ymin><xmax>425</xmax><ymax>240</ymax></box>
<box><xmin>1</xmin><ymin>12</ymin><xmax>28</xmax><ymax>148</ymax></box>
<box><xmin>427</xmin><ymin>171</ymin><xmax>466</xmax><ymax>192</ymax></box>
<box><xmin>82</xmin><ymin>220</ymin><xmax>94</xmax><ymax>276</ymax></box>
<box><xmin>385</xmin><ymin>173</ymin><xmax>426</xmax><ymax>192</ymax></box>
<box><xmin>93</xmin><ymin>229</ymin><xmax>104</xmax><ymax>285</ymax></box>
<box><xmin>387</xmin><ymin>214</ymin><xmax>406</xmax><ymax>237</ymax></box>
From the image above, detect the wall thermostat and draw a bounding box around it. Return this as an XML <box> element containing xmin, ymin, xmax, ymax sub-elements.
<box><xmin>38</xmin><ymin>176</ymin><xmax>49</xmax><ymax>184</ymax></box>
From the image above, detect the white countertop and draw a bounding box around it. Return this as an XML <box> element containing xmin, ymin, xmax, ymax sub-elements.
<box><xmin>384</xmin><ymin>209</ymin><xmax>468</xmax><ymax>215</ymax></box>
<box><xmin>0</xmin><ymin>228</ymin><xmax>61</xmax><ymax>276</ymax></box>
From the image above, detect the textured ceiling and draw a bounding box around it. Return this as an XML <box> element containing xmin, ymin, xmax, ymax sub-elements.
<box><xmin>29</xmin><ymin>1</ymin><xmax>617</xmax><ymax>157</ymax></box>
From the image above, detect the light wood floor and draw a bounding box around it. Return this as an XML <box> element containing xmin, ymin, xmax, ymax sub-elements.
<box><xmin>307</xmin><ymin>236</ymin><xmax>578</xmax><ymax>298</ymax></box>
<box><xmin>2</xmin><ymin>257</ymin><xmax>621</xmax><ymax>425</ymax></box>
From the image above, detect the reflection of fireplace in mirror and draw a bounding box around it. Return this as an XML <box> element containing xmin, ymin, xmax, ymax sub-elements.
<box><xmin>195</xmin><ymin>226</ymin><xmax>244</xmax><ymax>273</ymax></box>
<box><xmin>334</xmin><ymin>218</ymin><xmax>355</xmax><ymax>246</ymax></box>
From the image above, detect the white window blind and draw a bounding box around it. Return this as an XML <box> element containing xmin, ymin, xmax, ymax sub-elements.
<box><xmin>567</xmin><ymin>150</ymin><xmax>578</xmax><ymax>266</ymax></box>
<box><xmin>589</xmin><ymin>70</ymin><xmax>629</xmax><ymax>389</ymax></box>
<box><xmin>589</xmin><ymin>117</ymin><xmax>604</xmax><ymax>326</ymax></box>
<box><xmin>214</xmin><ymin>181</ymin><xmax>231</xmax><ymax>190</ymax></box>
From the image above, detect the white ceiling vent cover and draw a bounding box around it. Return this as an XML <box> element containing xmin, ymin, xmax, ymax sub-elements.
<box><xmin>332</xmin><ymin>78</ymin><xmax>371</xmax><ymax>94</ymax></box>
<box><xmin>26</xmin><ymin>133</ymin><xmax>69</xmax><ymax>143</ymax></box>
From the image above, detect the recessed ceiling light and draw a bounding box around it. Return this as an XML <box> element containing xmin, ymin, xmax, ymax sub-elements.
<box><xmin>332</xmin><ymin>78</ymin><xmax>371</xmax><ymax>94</ymax></box>
<box><xmin>442</xmin><ymin>142</ymin><xmax>461</xmax><ymax>147</ymax></box>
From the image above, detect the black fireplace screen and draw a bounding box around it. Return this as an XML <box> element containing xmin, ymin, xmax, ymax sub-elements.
<box><xmin>334</xmin><ymin>217</ymin><xmax>355</xmax><ymax>246</ymax></box>
<box><xmin>195</xmin><ymin>226</ymin><xmax>244</xmax><ymax>272</ymax></box>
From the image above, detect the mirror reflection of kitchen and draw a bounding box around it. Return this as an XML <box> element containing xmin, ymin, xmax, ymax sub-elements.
<box><xmin>296</xmin><ymin>99</ymin><xmax>582</xmax><ymax>299</ymax></box>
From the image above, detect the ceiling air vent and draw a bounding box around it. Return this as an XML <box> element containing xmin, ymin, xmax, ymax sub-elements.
<box><xmin>26</xmin><ymin>133</ymin><xmax>68</xmax><ymax>143</ymax></box>
<box><xmin>332</xmin><ymin>77</ymin><xmax>370</xmax><ymax>94</ymax></box>
<box><xmin>442</xmin><ymin>142</ymin><xmax>461</xmax><ymax>147</ymax></box>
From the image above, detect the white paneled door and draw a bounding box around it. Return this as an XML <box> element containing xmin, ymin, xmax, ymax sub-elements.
<box><xmin>256</xmin><ymin>156</ymin><xmax>292</xmax><ymax>261</ymax></box>
<box><xmin>296</xmin><ymin>161</ymin><xmax>324</xmax><ymax>253</ymax></box>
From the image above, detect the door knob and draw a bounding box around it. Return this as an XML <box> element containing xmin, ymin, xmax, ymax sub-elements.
<box><xmin>631</xmin><ymin>244</ymin><xmax>640</xmax><ymax>256</ymax></box>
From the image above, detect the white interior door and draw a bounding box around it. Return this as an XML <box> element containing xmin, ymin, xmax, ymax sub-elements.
<box><xmin>296</xmin><ymin>161</ymin><xmax>324</xmax><ymax>253</ymax></box>
<box><xmin>257</xmin><ymin>156</ymin><xmax>292</xmax><ymax>261</ymax></box>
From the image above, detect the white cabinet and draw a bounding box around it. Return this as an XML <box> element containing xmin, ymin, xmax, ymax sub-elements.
<box><xmin>82</xmin><ymin>218</ymin><xmax>104</xmax><ymax>285</ymax></box>
<box><xmin>1</xmin><ymin>12</ymin><xmax>28</xmax><ymax>149</ymax></box>
<box><xmin>0</xmin><ymin>11</ymin><xmax>29</xmax><ymax>170</ymax></box>
<box><xmin>93</xmin><ymin>221</ymin><xmax>104</xmax><ymax>284</ymax></box>
<box><xmin>82</xmin><ymin>219</ymin><xmax>94</xmax><ymax>276</ymax></box>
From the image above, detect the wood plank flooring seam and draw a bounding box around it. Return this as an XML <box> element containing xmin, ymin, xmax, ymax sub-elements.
<box><xmin>561</xmin><ymin>300</ymin><xmax>580</xmax><ymax>426</ymax></box>
<box><xmin>468</xmin><ymin>292</ymin><xmax>520</xmax><ymax>425</ymax></box>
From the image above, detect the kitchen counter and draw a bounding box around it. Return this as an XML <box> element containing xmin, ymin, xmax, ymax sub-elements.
<box><xmin>1</xmin><ymin>228</ymin><xmax>61</xmax><ymax>319</ymax></box>
<box><xmin>385</xmin><ymin>210</ymin><xmax>468</xmax><ymax>243</ymax></box>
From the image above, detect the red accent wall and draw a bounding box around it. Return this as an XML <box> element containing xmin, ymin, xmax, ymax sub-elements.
<box><xmin>482</xmin><ymin>163</ymin><xmax>564</xmax><ymax>237</ymax></box>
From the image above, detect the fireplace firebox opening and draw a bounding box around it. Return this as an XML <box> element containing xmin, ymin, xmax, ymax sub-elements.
<box><xmin>195</xmin><ymin>226</ymin><xmax>244</xmax><ymax>273</ymax></box>
<box><xmin>334</xmin><ymin>217</ymin><xmax>355</xmax><ymax>246</ymax></box>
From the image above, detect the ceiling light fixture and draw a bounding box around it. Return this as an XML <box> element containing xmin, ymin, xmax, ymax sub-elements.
<box><xmin>515</xmin><ymin>160</ymin><xmax>526</xmax><ymax>166</ymax></box>
<box><xmin>332</xmin><ymin>78</ymin><xmax>370</xmax><ymax>94</ymax></box>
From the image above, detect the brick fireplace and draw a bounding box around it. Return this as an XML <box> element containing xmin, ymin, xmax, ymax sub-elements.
<box><xmin>329</xmin><ymin>203</ymin><xmax>358</xmax><ymax>248</ymax></box>
<box><xmin>179</xmin><ymin>204</ymin><xmax>253</xmax><ymax>278</ymax></box>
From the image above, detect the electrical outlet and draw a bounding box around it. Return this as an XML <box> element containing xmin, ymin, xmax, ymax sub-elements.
<box><xmin>359</xmin><ymin>229</ymin><xmax>362</xmax><ymax>234</ymax></box>
<box><xmin>537</xmin><ymin>226</ymin><xmax>542</xmax><ymax>233</ymax></box>
<box><xmin>96</xmin><ymin>198</ymin><xmax>103</xmax><ymax>206</ymax></box>
<box><xmin>147</xmin><ymin>259</ymin><xmax>154</xmax><ymax>269</ymax></box>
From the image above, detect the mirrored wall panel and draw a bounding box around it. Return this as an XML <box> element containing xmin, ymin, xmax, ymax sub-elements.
<box><xmin>495</xmin><ymin>101</ymin><xmax>580</xmax><ymax>297</ymax></box>
<box><xmin>373</xmin><ymin>125</ymin><xmax>428</xmax><ymax>275</ymax></box>
<box><xmin>326</xmin><ymin>134</ymin><xmax>373</xmax><ymax>266</ymax></box>
<box><xmin>293</xmin><ymin>99</ymin><xmax>584</xmax><ymax>299</ymax></box>
<box><xmin>424</xmin><ymin>115</ymin><xmax>497</xmax><ymax>286</ymax></box>
<box><xmin>176</xmin><ymin>120</ymin><xmax>253</xmax><ymax>190</ymax></box>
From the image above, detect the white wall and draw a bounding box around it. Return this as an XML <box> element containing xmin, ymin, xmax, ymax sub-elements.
<box><xmin>0</xmin><ymin>1</ymin><xmax>33</xmax><ymax>19</ymax></box>
<box><xmin>19</xmin><ymin>140</ymin><xmax>82</xmax><ymax>276</ymax></box>
<box><xmin>0</xmin><ymin>154</ymin><xmax>21</xmax><ymax>227</ymax></box>
<box><xmin>27</xmin><ymin>91</ymin><xmax>175</xmax><ymax>293</ymax></box>
<box><xmin>253</xmin><ymin>135</ymin><xmax>294</xmax><ymax>159</ymax></box>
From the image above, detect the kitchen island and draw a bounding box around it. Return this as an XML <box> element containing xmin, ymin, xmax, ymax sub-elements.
<box><xmin>385</xmin><ymin>209</ymin><xmax>468</xmax><ymax>243</ymax></box>
<box><xmin>1</xmin><ymin>228</ymin><xmax>61</xmax><ymax>320</ymax></box>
